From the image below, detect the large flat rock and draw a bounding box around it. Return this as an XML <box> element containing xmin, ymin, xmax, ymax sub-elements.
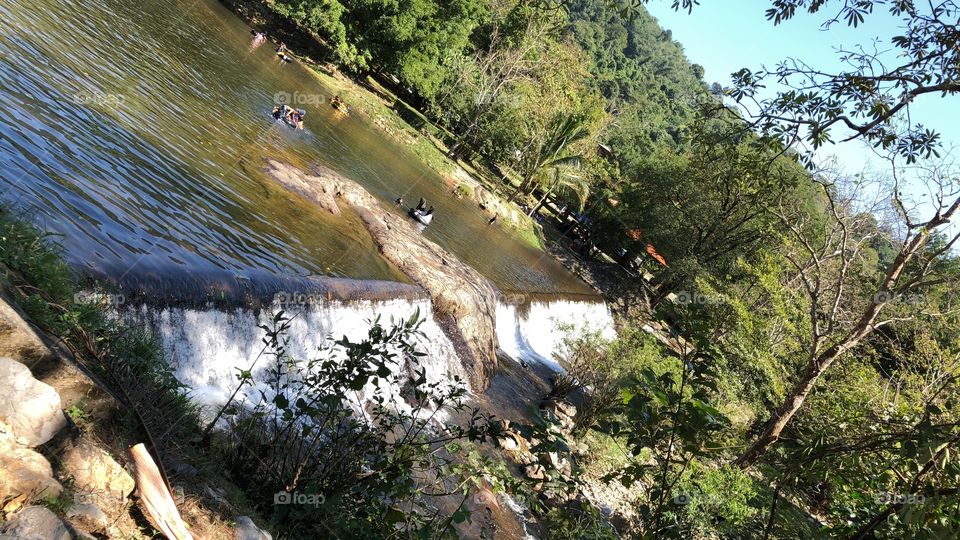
<box><xmin>266</xmin><ymin>159</ymin><xmax>499</xmax><ymax>390</ymax></box>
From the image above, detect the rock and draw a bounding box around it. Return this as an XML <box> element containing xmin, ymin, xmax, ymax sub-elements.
<box><xmin>555</xmin><ymin>401</ymin><xmax>577</xmax><ymax>419</ymax></box>
<box><xmin>0</xmin><ymin>424</ymin><xmax>63</xmax><ymax>512</ymax></box>
<box><xmin>523</xmin><ymin>464</ymin><xmax>546</xmax><ymax>481</ymax></box>
<box><xmin>0</xmin><ymin>357</ymin><xmax>66</xmax><ymax>447</ymax></box>
<box><xmin>0</xmin><ymin>506</ymin><xmax>71</xmax><ymax>540</ymax></box>
<box><xmin>497</xmin><ymin>430</ymin><xmax>523</xmax><ymax>451</ymax></box>
<box><xmin>59</xmin><ymin>438</ymin><xmax>134</xmax><ymax>508</ymax></box>
<box><xmin>0</xmin><ymin>292</ymin><xmax>56</xmax><ymax>369</ymax></box>
<box><xmin>541</xmin><ymin>451</ymin><xmax>561</xmax><ymax>469</ymax></box>
<box><xmin>65</xmin><ymin>503</ymin><xmax>108</xmax><ymax>531</ymax></box>
<box><xmin>267</xmin><ymin>160</ymin><xmax>499</xmax><ymax>390</ymax></box>
<box><xmin>235</xmin><ymin>516</ymin><xmax>273</xmax><ymax>540</ymax></box>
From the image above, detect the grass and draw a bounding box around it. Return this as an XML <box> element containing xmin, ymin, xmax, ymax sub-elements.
<box><xmin>0</xmin><ymin>206</ymin><xmax>263</xmax><ymax>534</ymax></box>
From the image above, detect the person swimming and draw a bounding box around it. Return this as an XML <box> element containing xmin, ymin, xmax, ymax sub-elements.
<box><xmin>271</xmin><ymin>105</ymin><xmax>283</xmax><ymax>120</ymax></box>
<box><xmin>394</xmin><ymin>197</ymin><xmax>403</xmax><ymax>207</ymax></box>
<box><xmin>287</xmin><ymin>108</ymin><xmax>305</xmax><ymax>129</ymax></box>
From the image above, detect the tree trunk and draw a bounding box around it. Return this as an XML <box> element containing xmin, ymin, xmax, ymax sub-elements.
<box><xmin>733</xmin><ymin>344</ymin><xmax>844</xmax><ymax>468</ymax></box>
<box><xmin>507</xmin><ymin>173</ymin><xmax>533</xmax><ymax>203</ymax></box>
<box><xmin>529</xmin><ymin>181</ymin><xmax>558</xmax><ymax>216</ymax></box>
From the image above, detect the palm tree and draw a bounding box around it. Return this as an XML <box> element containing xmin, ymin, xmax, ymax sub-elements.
<box><xmin>527</xmin><ymin>161</ymin><xmax>590</xmax><ymax>216</ymax></box>
<box><xmin>507</xmin><ymin>113</ymin><xmax>592</xmax><ymax>203</ymax></box>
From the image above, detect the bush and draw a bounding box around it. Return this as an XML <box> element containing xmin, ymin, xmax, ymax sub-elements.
<box><xmin>551</xmin><ymin>327</ymin><xmax>665</xmax><ymax>432</ymax></box>
<box><xmin>213</xmin><ymin>309</ymin><xmax>504</xmax><ymax>537</ymax></box>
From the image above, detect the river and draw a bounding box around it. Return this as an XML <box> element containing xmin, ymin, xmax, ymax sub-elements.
<box><xmin>0</xmin><ymin>0</ymin><xmax>594</xmax><ymax>296</ymax></box>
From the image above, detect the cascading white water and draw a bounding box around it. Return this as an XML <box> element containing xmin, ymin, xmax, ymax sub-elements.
<box><xmin>495</xmin><ymin>297</ymin><xmax>617</xmax><ymax>373</ymax></box>
<box><xmin>122</xmin><ymin>297</ymin><xmax>468</xmax><ymax>412</ymax></box>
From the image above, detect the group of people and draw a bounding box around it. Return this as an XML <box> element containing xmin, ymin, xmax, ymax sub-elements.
<box><xmin>330</xmin><ymin>95</ymin><xmax>350</xmax><ymax>114</ymax></box>
<box><xmin>272</xmin><ymin>104</ymin><xmax>305</xmax><ymax>130</ymax></box>
<box><xmin>413</xmin><ymin>197</ymin><xmax>435</xmax><ymax>217</ymax></box>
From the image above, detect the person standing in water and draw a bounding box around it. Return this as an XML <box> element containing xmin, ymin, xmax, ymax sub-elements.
<box><xmin>488</xmin><ymin>213</ymin><xmax>498</xmax><ymax>225</ymax></box>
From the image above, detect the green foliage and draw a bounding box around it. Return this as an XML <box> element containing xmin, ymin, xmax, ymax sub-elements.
<box><xmin>543</xmin><ymin>503</ymin><xmax>619</xmax><ymax>540</ymax></box>
<box><xmin>673</xmin><ymin>464</ymin><xmax>758</xmax><ymax>538</ymax></box>
<box><xmin>215</xmin><ymin>309</ymin><xmax>504</xmax><ymax>537</ymax></box>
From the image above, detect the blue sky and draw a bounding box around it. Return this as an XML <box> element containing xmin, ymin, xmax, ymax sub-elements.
<box><xmin>645</xmin><ymin>0</ymin><xmax>960</xmax><ymax>175</ymax></box>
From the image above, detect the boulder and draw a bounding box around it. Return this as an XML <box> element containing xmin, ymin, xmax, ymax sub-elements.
<box><xmin>0</xmin><ymin>424</ymin><xmax>63</xmax><ymax>513</ymax></box>
<box><xmin>235</xmin><ymin>516</ymin><xmax>273</xmax><ymax>540</ymax></box>
<box><xmin>0</xmin><ymin>293</ymin><xmax>55</xmax><ymax>369</ymax></box>
<box><xmin>65</xmin><ymin>503</ymin><xmax>108</xmax><ymax>532</ymax></box>
<box><xmin>59</xmin><ymin>438</ymin><xmax>134</xmax><ymax>508</ymax></box>
<box><xmin>0</xmin><ymin>357</ymin><xmax>66</xmax><ymax>447</ymax></box>
<box><xmin>523</xmin><ymin>464</ymin><xmax>546</xmax><ymax>481</ymax></box>
<box><xmin>0</xmin><ymin>506</ymin><xmax>71</xmax><ymax>540</ymax></box>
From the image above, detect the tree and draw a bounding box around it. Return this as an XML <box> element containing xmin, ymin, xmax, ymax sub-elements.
<box><xmin>728</xmin><ymin>0</ymin><xmax>959</xmax><ymax>165</ymax></box>
<box><xmin>439</xmin><ymin>0</ymin><xmax>564</xmax><ymax>158</ymax></box>
<box><xmin>508</xmin><ymin>112</ymin><xmax>593</xmax><ymax>202</ymax></box>
<box><xmin>735</xmin><ymin>161</ymin><xmax>960</xmax><ymax>468</ymax></box>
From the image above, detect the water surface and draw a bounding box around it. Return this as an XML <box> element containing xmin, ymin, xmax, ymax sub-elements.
<box><xmin>0</xmin><ymin>0</ymin><xmax>593</xmax><ymax>295</ymax></box>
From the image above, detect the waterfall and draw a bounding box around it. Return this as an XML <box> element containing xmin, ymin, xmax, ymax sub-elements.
<box><xmin>102</xmin><ymin>269</ymin><xmax>614</xmax><ymax>416</ymax></box>
<box><xmin>495</xmin><ymin>294</ymin><xmax>617</xmax><ymax>373</ymax></box>
<box><xmin>121</xmin><ymin>296</ymin><xmax>468</xmax><ymax>411</ymax></box>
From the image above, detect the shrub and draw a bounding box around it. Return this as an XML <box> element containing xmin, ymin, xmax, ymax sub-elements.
<box><xmin>213</xmin><ymin>309</ymin><xmax>503</xmax><ymax>537</ymax></box>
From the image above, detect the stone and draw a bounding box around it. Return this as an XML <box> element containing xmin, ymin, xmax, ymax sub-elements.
<box><xmin>65</xmin><ymin>503</ymin><xmax>108</xmax><ymax>532</ymax></box>
<box><xmin>0</xmin><ymin>293</ymin><xmax>55</xmax><ymax>369</ymax></box>
<box><xmin>59</xmin><ymin>438</ymin><xmax>134</xmax><ymax>508</ymax></box>
<box><xmin>235</xmin><ymin>516</ymin><xmax>273</xmax><ymax>540</ymax></box>
<box><xmin>0</xmin><ymin>424</ymin><xmax>63</xmax><ymax>511</ymax></box>
<box><xmin>523</xmin><ymin>464</ymin><xmax>546</xmax><ymax>481</ymax></box>
<box><xmin>555</xmin><ymin>401</ymin><xmax>577</xmax><ymax>419</ymax></box>
<box><xmin>0</xmin><ymin>506</ymin><xmax>71</xmax><ymax>540</ymax></box>
<box><xmin>0</xmin><ymin>357</ymin><xmax>66</xmax><ymax>447</ymax></box>
<box><xmin>497</xmin><ymin>431</ymin><xmax>521</xmax><ymax>451</ymax></box>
